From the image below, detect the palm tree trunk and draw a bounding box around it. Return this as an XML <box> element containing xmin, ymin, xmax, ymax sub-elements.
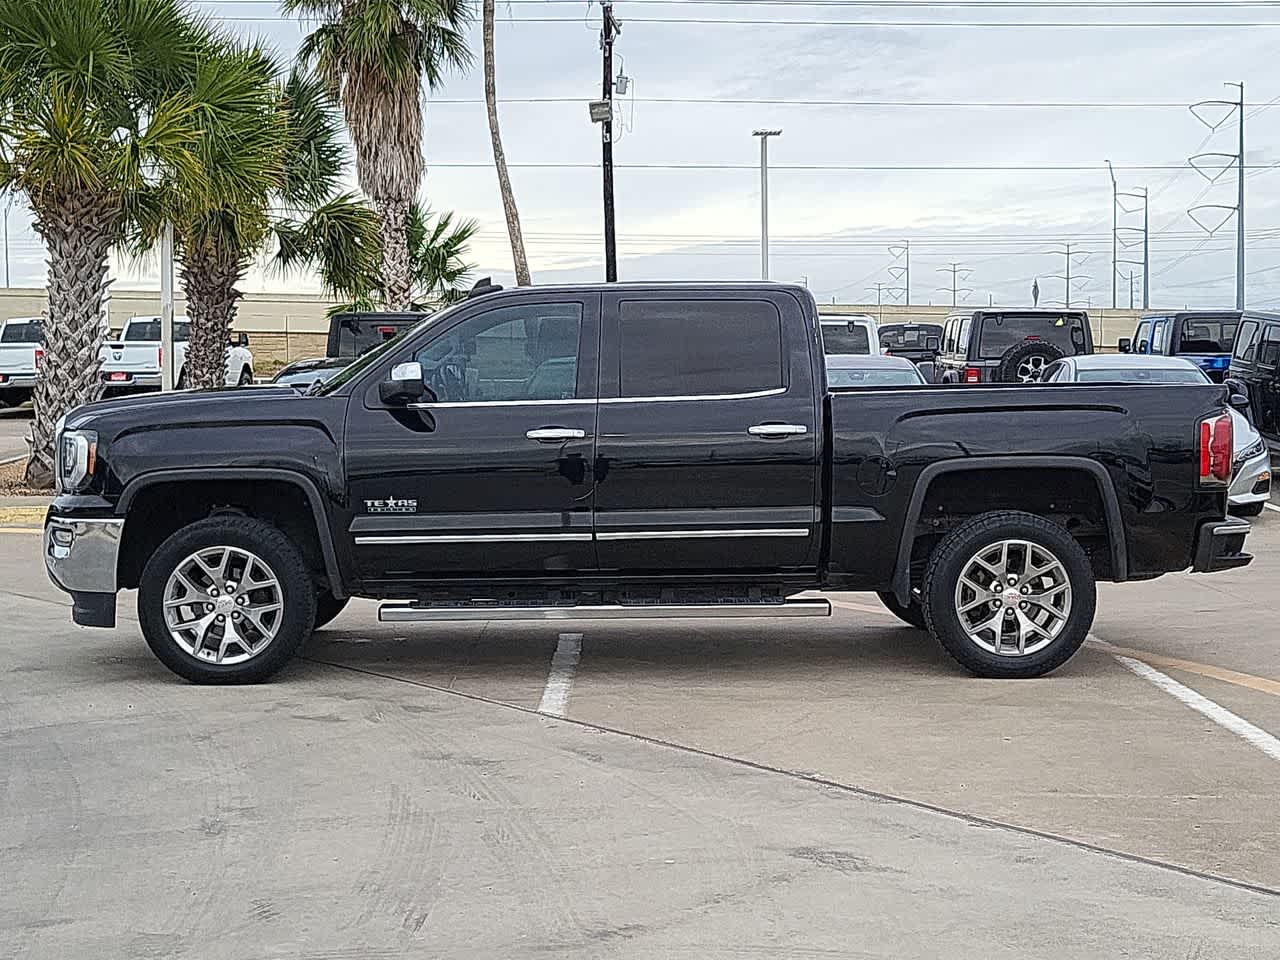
<box><xmin>26</xmin><ymin>191</ymin><xmax>115</xmax><ymax>488</ymax></box>
<box><xmin>181</xmin><ymin>246</ymin><xmax>245</xmax><ymax>390</ymax></box>
<box><xmin>484</xmin><ymin>0</ymin><xmax>531</xmax><ymax>285</ymax></box>
<box><xmin>375</xmin><ymin>196</ymin><xmax>413</xmax><ymax>309</ymax></box>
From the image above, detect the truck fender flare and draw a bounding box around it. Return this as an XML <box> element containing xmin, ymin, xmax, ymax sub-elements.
<box><xmin>116</xmin><ymin>467</ymin><xmax>347</xmax><ymax>599</ymax></box>
<box><xmin>891</xmin><ymin>455</ymin><xmax>1128</xmax><ymax>605</ymax></box>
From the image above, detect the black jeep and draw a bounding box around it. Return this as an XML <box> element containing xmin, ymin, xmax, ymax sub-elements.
<box><xmin>935</xmin><ymin>310</ymin><xmax>1092</xmax><ymax>384</ymax></box>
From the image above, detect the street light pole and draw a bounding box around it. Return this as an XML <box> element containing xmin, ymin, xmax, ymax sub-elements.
<box><xmin>601</xmin><ymin>1</ymin><xmax>619</xmax><ymax>282</ymax></box>
<box><xmin>160</xmin><ymin>220</ymin><xmax>175</xmax><ymax>391</ymax></box>
<box><xmin>753</xmin><ymin>129</ymin><xmax>781</xmax><ymax>280</ymax></box>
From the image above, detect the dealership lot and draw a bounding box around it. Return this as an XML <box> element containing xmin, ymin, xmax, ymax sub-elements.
<box><xmin>3</xmin><ymin>509</ymin><xmax>1279</xmax><ymax>957</ymax></box>
<box><xmin>0</xmin><ymin>406</ymin><xmax>29</xmax><ymax>462</ymax></box>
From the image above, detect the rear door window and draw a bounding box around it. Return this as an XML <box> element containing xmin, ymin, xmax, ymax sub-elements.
<box><xmin>617</xmin><ymin>299</ymin><xmax>784</xmax><ymax>398</ymax></box>
<box><xmin>1178</xmin><ymin>317</ymin><xmax>1238</xmax><ymax>354</ymax></box>
<box><xmin>1234</xmin><ymin>321</ymin><xmax>1261</xmax><ymax>363</ymax></box>
<box><xmin>957</xmin><ymin>318</ymin><xmax>974</xmax><ymax>355</ymax></box>
<box><xmin>975</xmin><ymin>313</ymin><xmax>1086</xmax><ymax>359</ymax></box>
<box><xmin>821</xmin><ymin>321</ymin><xmax>870</xmax><ymax>355</ymax></box>
<box><xmin>1259</xmin><ymin>325</ymin><xmax>1280</xmax><ymax>368</ymax></box>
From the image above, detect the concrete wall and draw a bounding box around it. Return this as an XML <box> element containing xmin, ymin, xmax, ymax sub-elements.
<box><xmin>0</xmin><ymin>288</ymin><xmax>1149</xmax><ymax>369</ymax></box>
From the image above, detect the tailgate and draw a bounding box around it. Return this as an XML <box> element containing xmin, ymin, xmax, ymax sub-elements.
<box><xmin>99</xmin><ymin>341</ymin><xmax>160</xmax><ymax>374</ymax></box>
<box><xmin>0</xmin><ymin>344</ymin><xmax>37</xmax><ymax>375</ymax></box>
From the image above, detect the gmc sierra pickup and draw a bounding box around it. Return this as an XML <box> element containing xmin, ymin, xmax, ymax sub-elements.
<box><xmin>43</xmin><ymin>282</ymin><xmax>1252</xmax><ymax>684</ymax></box>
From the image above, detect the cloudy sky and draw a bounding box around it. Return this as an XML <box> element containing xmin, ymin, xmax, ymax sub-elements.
<box><xmin>10</xmin><ymin>0</ymin><xmax>1280</xmax><ymax>310</ymax></box>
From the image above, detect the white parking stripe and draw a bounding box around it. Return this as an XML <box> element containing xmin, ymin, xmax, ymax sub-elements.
<box><xmin>1115</xmin><ymin>655</ymin><xmax>1280</xmax><ymax>763</ymax></box>
<box><xmin>1264</xmin><ymin>502</ymin><xmax>1280</xmax><ymax>514</ymax></box>
<box><xmin>537</xmin><ymin>633</ymin><xmax>583</xmax><ymax>718</ymax></box>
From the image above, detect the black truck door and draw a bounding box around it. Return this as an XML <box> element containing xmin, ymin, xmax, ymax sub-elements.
<box><xmin>342</xmin><ymin>294</ymin><xmax>600</xmax><ymax>585</ymax></box>
<box><xmin>1256</xmin><ymin>323</ymin><xmax>1280</xmax><ymax>438</ymax></box>
<box><xmin>593</xmin><ymin>291</ymin><xmax>821</xmax><ymax>574</ymax></box>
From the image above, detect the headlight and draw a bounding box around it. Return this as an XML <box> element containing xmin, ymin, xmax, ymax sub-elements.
<box><xmin>1235</xmin><ymin>437</ymin><xmax>1267</xmax><ymax>466</ymax></box>
<box><xmin>57</xmin><ymin>429</ymin><xmax>98</xmax><ymax>493</ymax></box>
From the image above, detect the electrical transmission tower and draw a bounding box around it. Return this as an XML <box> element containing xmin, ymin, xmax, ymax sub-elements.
<box><xmin>1106</xmin><ymin>160</ymin><xmax>1149</xmax><ymax>309</ymax></box>
<box><xmin>935</xmin><ymin>262</ymin><xmax>974</xmax><ymax>307</ymax></box>
<box><xmin>1045</xmin><ymin>243</ymin><xmax>1092</xmax><ymax>309</ymax></box>
<box><xmin>887</xmin><ymin>241</ymin><xmax>910</xmax><ymax>305</ymax></box>
<box><xmin>1187</xmin><ymin>81</ymin><xmax>1246</xmax><ymax>309</ymax></box>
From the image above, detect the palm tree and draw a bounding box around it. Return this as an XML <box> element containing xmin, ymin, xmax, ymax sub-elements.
<box><xmin>285</xmin><ymin>0</ymin><xmax>473</xmax><ymax>311</ymax></box>
<box><xmin>0</xmin><ymin>0</ymin><xmax>214</xmax><ymax>486</ymax></box>
<box><xmin>172</xmin><ymin>60</ymin><xmax>382</xmax><ymax>389</ymax></box>
<box><xmin>483</xmin><ymin>0</ymin><xmax>530</xmax><ymax>284</ymax></box>
<box><xmin>328</xmin><ymin>204</ymin><xmax>477</xmax><ymax>315</ymax></box>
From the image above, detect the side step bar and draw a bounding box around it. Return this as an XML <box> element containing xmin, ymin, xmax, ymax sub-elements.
<box><xmin>378</xmin><ymin>598</ymin><xmax>831</xmax><ymax>623</ymax></box>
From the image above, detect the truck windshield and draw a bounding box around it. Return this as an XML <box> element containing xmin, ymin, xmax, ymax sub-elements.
<box><xmin>1178</xmin><ymin>318</ymin><xmax>1238</xmax><ymax>354</ymax></box>
<box><xmin>822</xmin><ymin>323</ymin><xmax>870</xmax><ymax>355</ymax></box>
<box><xmin>977</xmin><ymin>314</ymin><xmax>1085</xmax><ymax>359</ymax></box>
<box><xmin>878</xmin><ymin>323</ymin><xmax>942</xmax><ymax>351</ymax></box>
<box><xmin>1</xmin><ymin>321</ymin><xmax>42</xmax><ymax>343</ymax></box>
<box><xmin>123</xmin><ymin>320</ymin><xmax>190</xmax><ymax>341</ymax></box>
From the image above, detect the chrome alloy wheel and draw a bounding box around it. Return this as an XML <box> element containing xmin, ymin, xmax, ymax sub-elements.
<box><xmin>1016</xmin><ymin>354</ymin><xmax>1049</xmax><ymax>382</ymax></box>
<box><xmin>162</xmin><ymin>546</ymin><xmax>285</xmax><ymax>665</ymax></box>
<box><xmin>953</xmin><ymin>539</ymin><xmax>1072</xmax><ymax>657</ymax></box>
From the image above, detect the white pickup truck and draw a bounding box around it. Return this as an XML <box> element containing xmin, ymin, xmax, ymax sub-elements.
<box><xmin>99</xmin><ymin>316</ymin><xmax>254</xmax><ymax>395</ymax></box>
<box><xmin>0</xmin><ymin>316</ymin><xmax>44</xmax><ymax>407</ymax></box>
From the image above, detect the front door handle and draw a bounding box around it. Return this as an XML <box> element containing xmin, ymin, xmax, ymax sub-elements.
<box><xmin>748</xmin><ymin>423</ymin><xmax>808</xmax><ymax>438</ymax></box>
<box><xmin>526</xmin><ymin>427</ymin><xmax>586</xmax><ymax>442</ymax></box>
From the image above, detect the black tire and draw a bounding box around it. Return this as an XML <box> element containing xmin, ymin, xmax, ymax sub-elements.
<box><xmin>176</xmin><ymin>369</ymin><xmax>187</xmax><ymax>390</ymax></box>
<box><xmin>877</xmin><ymin>590</ymin><xmax>927</xmax><ymax>629</ymax></box>
<box><xmin>238</xmin><ymin>367</ymin><xmax>253</xmax><ymax>386</ymax></box>
<box><xmin>1230</xmin><ymin>501</ymin><xmax>1266</xmax><ymax>517</ymax></box>
<box><xmin>992</xmin><ymin>340</ymin><xmax>1066</xmax><ymax>383</ymax></box>
<box><xmin>138</xmin><ymin>517</ymin><xmax>317</xmax><ymax>683</ymax></box>
<box><xmin>921</xmin><ymin>511</ymin><xmax>1096</xmax><ymax>679</ymax></box>
<box><xmin>313</xmin><ymin>590</ymin><xmax>350</xmax><ymax>629</ymax></box>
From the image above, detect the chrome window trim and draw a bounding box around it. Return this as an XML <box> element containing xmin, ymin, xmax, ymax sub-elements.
<box><xmin>408</xmin><ymin>398</ymin><xmax>594</xmax><ymax>409</ymax></box>
<box><xmin>596</xmin><ymin>528</ymin><xmax>809</xmax><ymax>541</ymax></box>
<box><xmin>600</xmin><ymin>386</ymin><xmax>786</xmax><ymax>405</ymax></box>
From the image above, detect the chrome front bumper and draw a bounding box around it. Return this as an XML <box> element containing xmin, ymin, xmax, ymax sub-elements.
<box><xmin>44</xmin><ymin>516</ymin><xmax>123</xmax><ymax>595</ymax></box>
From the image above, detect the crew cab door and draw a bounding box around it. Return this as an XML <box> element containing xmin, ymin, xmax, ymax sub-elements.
<box><xmin>342</xmin><ymin>293</ymin><xmax>600</xmax><ymax>584</ymax></box>
<box><xmin>593</xmin><ymin>291</ymin><xmax>821</xmax><ymax>573</ymax></box>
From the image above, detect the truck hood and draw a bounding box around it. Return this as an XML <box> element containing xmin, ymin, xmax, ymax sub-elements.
<box><xmin>66</xmin><ymin>386</ymin><xmax>309</xmax><ymax>430</ymax></box>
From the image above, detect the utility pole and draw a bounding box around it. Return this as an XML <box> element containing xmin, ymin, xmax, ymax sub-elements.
<box><xmin>600</xmin><ymin>2</ymin><xmax>619</xmax><ymax>282</ymax></box>
<box><xmin>1106</xmin><ymin>160</ymin><xmax>1118</xmax><ymax>308</ymax></box>
<box><xmin>1233</xmin><ymin>81</ymin><xmax>1245</xmax><ymax>309</ymax></box>
<box><xmin>936</xmin><ymin>262</ymin><xmax>972</xmax><ymax>307</ymax></box>
<box><xmin>1142</xmin><ymin>187</ymin><xmax>1150</xmax><ymax>309</ymax></box>
<box><xmin>753</xmin><ymin>129</ymin><xmax>781</xmax><ymax>280</ymax></box>
<box><xmin>2</xmin><ymin>193</ymin><xmax>10</xmax><ymax>288</ymax></box>
<box><xmin>867</xmin><ymin>282</ymin><xmax>886</xmax><ymax>324</ymax></box>
<box><xmin>1129</xmin><ymin>270</ymin><xmax>1135</xmax><ymax>309</ymax></box>
<box><xmin>1065</xmin><ymin>243</ymin><xmax>1072</xmax><ymax>309</ymax></box>
<box><xmin>160</xmin><ymin>220</ymin><xmax>175</xmax><ymax>391</ymax></box>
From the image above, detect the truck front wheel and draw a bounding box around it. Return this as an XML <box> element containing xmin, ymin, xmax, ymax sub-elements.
<box><xmin>921</xmin><ymin>511</ymin><xmax>1096</xmax><ymax>678</ymax></box>
<box><xmin>138</xmin><ymin>517</ymin><xmax>317</xmax><ymax>683</ymax></box>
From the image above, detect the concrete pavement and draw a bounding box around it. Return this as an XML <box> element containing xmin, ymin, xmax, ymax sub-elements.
<box><xmin>0</xmin><ymin>406</ymin><xmax>29</xmax><ymax>462</ymax></box>
<box><xmin>3</xmin><ymin>521</ymin><xmax>1279</xmax><ymax>958</ymax></box>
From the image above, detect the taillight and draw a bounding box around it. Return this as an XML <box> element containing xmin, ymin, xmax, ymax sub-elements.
<box><xmin>34</xmin><ymin>347</ymin><xmax>44</xmax><ymax>368</ymax></box>
<box><xmin>157</xmin><ymin>345</ymin><xmax>163</xmax><ymax>368</ymax></box>
<box><xmin>1198</xmin><ymin>412</ymin><xmax>1233</xmax><ymax>487</ymax></box>
<box><xmin>963</xmin><ymin>367</ymin><xmax>982</xmax><ymax>383</ymax></box>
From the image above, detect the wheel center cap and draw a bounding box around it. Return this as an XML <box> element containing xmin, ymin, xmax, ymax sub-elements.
<box><xmin>1002</xmin><ymin>589</ymin><xmax>1021</xmax><ymax>606</ymax></box>
<box><xmin>214</xmin><ymin>596</ymin><xmax>235</xmax><ymax>615</ymax></box>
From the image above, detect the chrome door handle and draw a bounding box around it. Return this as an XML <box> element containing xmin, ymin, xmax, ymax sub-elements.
<box><xmin>748</xmin><ymin>423</ymin><xmax>808</xmax><ymax>438</ymax></box>
<box><xmin>526</xmin><ymin>427</ymin><xmax>586</xmax><ymax>442</ymax></box>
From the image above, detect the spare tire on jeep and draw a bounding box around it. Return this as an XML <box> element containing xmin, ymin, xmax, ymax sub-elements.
<box><xmin>993</xmin><ymin>339</ymin><xmax>1065</xmax><ymax>383</ymax></box>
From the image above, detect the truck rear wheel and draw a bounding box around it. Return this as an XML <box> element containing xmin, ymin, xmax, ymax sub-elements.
<box><xmin>877</xmin><ymin>591</ymin><xmax>926</xmax><ymax>629</ymax></box>
<box><xmin>921</xmin><ymin>511</ymin><xmax>1095</xmax><ymax>678</ymax></box>
<box><xmin>138</xmin><ymin>517</ymin><xmax>316</xmax><ymax>683</ymax></box>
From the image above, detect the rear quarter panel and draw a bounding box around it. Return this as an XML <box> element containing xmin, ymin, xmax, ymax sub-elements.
<box><xmin>827</xmin><ymin>383</ymin><xmax>1231</xmax><ymax>588</ymax></box>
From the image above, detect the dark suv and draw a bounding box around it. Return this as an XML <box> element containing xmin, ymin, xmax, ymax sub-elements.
<box><xmin>935</xmin><ymin>309</ymin><xmax>1092</xmax><ymax>384</ymax></box>
<box><xmin>1119</xmin><ymin>311</ymin><xmax>1240</xmax><ymax>383</ymax></box>
<box><xmin>1227</xmin><ymin>311</ymin><xmax>1280</xmax><ymax>438</ymax></box>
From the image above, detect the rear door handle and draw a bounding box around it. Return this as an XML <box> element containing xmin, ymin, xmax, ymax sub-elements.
<box><xmin>748</xmin><ymin>423</ymin><xmax>808</xmax><ymax>438</ymax></box>
<box><xmin>526</xmin><ymin>427</ymin><xmax>586</xmax><ymax>442</ymax></box>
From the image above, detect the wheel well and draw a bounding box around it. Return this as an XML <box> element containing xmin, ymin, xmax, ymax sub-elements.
<box><xmin>906</xmin><ymin>467</ymin><xmax>1117</xmax><ymax>583</ymax></box>
<box><xmin>117</xmin><ymin>479</ymin><xmax>329</xmax><ymax>590</ymax></box>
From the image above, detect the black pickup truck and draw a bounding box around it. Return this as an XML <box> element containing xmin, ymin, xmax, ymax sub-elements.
<box><xmin>43</xmin><ymin>282</ymin><xmax>1251</xmax><ymax>684</ymax></box>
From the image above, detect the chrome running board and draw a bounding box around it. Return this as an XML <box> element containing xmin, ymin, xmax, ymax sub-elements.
<box><xmin>377</xmin><ymin>598</ymin><xmax>831</xmax><ymax>622</ymax></box>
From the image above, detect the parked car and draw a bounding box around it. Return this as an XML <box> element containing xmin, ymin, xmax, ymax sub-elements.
<box><xmin>935</xmin><ymin>309</ymin><xmax>1092</xmax><ymax>384</ymax></box>
<box><xmin>1038</xmin><ymin>355</ymin><xmax>1271</xmax><ymax>517</ymax></box>
<box><xmin>1118</xmin><ymin>311</ymin><xmax>1240</xmax><ymax>383</ymax></box>
<box><xmin>44</xmin><ymin>281</ymin><xmax>1249</xmax><ymax>685</ymax></box>
<box><xmin>820</xmin><ymin>314</ymin><xmax>880</xmax><ymax>356</ymax></box>
<box><xmin>825</xmin><ymin>354</ymin><xmax>927</xmax><ymax>387</ymax></box>
<box><xmin>0</xmin><ymin>316</ymin><xmax>44</xmax><ymax>407</ymax></box>
<box><xmin>98</xmin><ymin>316</ymin><xmax>254</xmax><ymax>395</ymax></box>
<box><xmin>1226</xmin><ymin>311</ymin><xmax>1280</xmax><ymax>440</ymax></box>
<box><xmin>271</xmin><ymin>356</ymin><xmax>354</xmax><ymax>391</ymax></box>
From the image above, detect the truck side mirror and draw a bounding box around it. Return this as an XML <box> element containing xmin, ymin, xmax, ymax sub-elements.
<box><xmin>1225</xmin><ymin>377</ymin><xmax>1252</xmax><ymax>412</ymax></box>
<box><xmin>1117</xmin><ymin>337</ymin><xmax>1132</xmax><ymax>354</ymax></box>
<box><xmin>379</xmin><ymin>361</ymin><xmax>427</xmax><ymax>405</ymax></box>
<box><xmin>237</xmin><ymin>333</ymin><xmax>249</xmax><ymax>348</ymax></box>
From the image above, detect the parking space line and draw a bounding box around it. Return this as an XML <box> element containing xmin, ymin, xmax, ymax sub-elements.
<box><xmin>0</xmin><ymin>527</ymin><xmax>41</xmax><ymax>535</ymax></box>
<box><xmin>1115</xmin><ymin>656</ymin><xmax>1280</xmax><ymax>763</ymax></box>
<box><xmin>537</xmin><ymin>632</ymin><xmax>582</xmax><ymax>718</ymax></box>
<box><xmin>1089</xmin><ymin>637</ymin><xmax>1280</xmax><ymax>699</ymax></box>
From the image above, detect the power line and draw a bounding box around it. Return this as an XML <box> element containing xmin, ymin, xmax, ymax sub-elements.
<box><xmin>212</xmin><ymin>14</ymin><xmax>1280</xmax><ymax>26</ymax></box>
<box><xmin>425</xmin><ymin>161</ymin><xmax>1272</xmax><ymax>172</ymax></box>
<box><xmin>425</xmin><ymin>96</ymin><xmax>1204</xmax><ymax>108</ymax></box>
